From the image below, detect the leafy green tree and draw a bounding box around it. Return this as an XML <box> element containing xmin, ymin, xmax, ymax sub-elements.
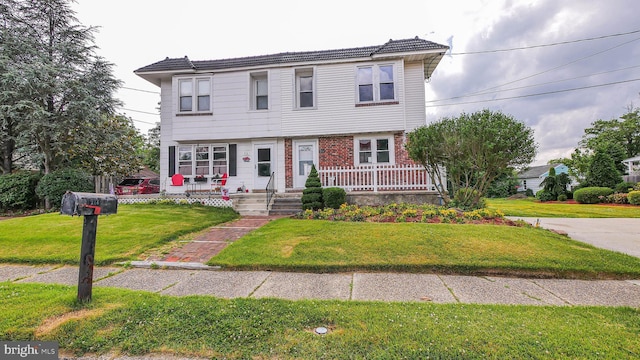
<box><xmin>539</xmin><ymin>167</ymin><xmax>571</xmax><ymax>200</ymax></box>
<box><xmin>585</xmin><ymin>150</ymin><xmax>622</xmax><ymax>188</ymax></box>
<box><xmin>141</xmin><ymin>122</ymin><xmax>160</xmax><ymax>173</ymax></box>
<box><xmin>301</xmin><ymin>165</ymin><xmax>323</xmax><ymax>211</ymax></box>
<box><xmin>0</xmin><ymin>0</ymin><xmax>121</xmax><ymax>176</ymax></box>
<box><xmin>406</xmin><ymin>109</ymin><xmax>537</xmax><ymax>208</ymax></box>
<box><xmin>485</xmin><ymin>169</ymin><xmax>520</xmax><ymax>198</ymax></box>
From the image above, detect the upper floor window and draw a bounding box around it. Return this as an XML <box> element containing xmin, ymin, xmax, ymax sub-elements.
<box><xmin>178</xmin><ymin>77</ymin><xmax>211</xmax><ymax>113</ymax></box>
<box><xmin>356</xmin><ymin>64</ymin><xmax>395</xmax><ymax>103</ymax></box>
<box><xmin>295</xmin><ymin>68</ymin><xmax>315</xmax><ymax>108</ymax></box>
<box><xmin>355</xmin><ymin>136</ymin><xmax>393</xmax><ymax>165</ymax></box>
<box><xmin>251</xmin><ymin>72</ymin><xmax>268</xmax><ymax>110</ymax></box>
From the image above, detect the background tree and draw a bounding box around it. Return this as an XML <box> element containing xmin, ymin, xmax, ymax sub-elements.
<box><xmin>485</xmin><ymin>169</ymin><xmax>521</xmax><ymax>198</ymax></box>
<box><xmin>141</xmin><ymin>122</ymin><xmax>160</xmax><ymax>173</ymax></box>
<box><xmin>407</xmin><ymin>109</ymin><xmax>537</xmax><ymax>208</ymax></box>
<box><xmin>1</xmin><ymin>0</ymin><xmax>121</xmax><ymax>175</ymax></box>
<box><xmin>585</xmin><ymin>150</ymin><xmax>622</xmax><ymax>188</ymax></box>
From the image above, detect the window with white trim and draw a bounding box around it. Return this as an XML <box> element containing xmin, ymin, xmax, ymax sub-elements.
<box><xmin>355</xmin><ymin>136</ymin><xmax>393</xmax><ymax>165</ymax></box>
<box><xmin>177</xmin><ymin>144</ymin><xmax>228</xmax><ymax>178</ymax></box>
<box><xmin>356</xmin><ymin>64</ymin><xmax>395</xmax><ymax>103</ymax></box>
<box><xmin>178</xmin><ymin>77</ymin><xmax>211</xmax><ymax>112</ymax></box>
<box><xmin>295</xmin><ymin>68</ymin><xmax>315</xmax><ymax>108</ymax></box>
<box><xmin>250</xmin><ymin>72</ymin><xmax>268</xmax><ymax>110</ymax></box>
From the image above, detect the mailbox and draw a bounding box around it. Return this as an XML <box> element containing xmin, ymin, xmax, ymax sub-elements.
<box><xmin>61</xmin><ymin>192</ymin><xmax>118</xmax><ymax>216</ymax></box>
<box><xmin>60</xmin><ymin>191</ymin><xmax>118</xmax><ymax>302</ymax></box>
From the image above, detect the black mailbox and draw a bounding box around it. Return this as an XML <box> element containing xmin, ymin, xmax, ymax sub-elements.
<box><xmin>60</xmin><ymin>191</ymin><xmax>118</xmax><ymax>302</ymax></box>
<box><xmin>61</xmin><ymin>192</ymin><xmax>118</xmax><ymax>216</ymax></box>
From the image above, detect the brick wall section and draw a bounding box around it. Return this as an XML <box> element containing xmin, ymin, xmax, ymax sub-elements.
<box><xmin>285</xmin><ymin>139</ymin><xmax>293</xmax><ymax>188</ymax></box>
<box><xmin>394</xmin><ymin>132</ymin><xmax>417</xmax><ymax>165</ymax></box>
<box><xmin>319</xmin><ymin>136</ymin><xmax>354</xmax><ymax>167</ymax></box>
<box><xmin>284</xmin><ymin>132</ymin><xmax>415</xmax><ymax>189</ymax></box>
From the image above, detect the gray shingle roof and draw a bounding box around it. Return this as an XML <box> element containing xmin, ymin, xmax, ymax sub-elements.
<box><xmin>135</xmin><ymin>37</ymin><xmax>448</xmax><ymax>74</ymax></box>
<box><xmin>518</xmin><ymin>164</ymin><xmax>560</xmax><ymax>179</ymax></box>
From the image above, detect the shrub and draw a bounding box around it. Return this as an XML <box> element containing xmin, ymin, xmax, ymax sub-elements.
<box><xmin>301</xmin><ymin>165</ymin><xmax>323</xmax><ymax>211</ymax></box>
<box><xmin>525</xmin><ymin>188</ymin><xmax>534</xmax><ymax>197</ymax></box>
<box><xmin>573</xmin><ymin>187</ymin><xmax>614</xmax><ymax>204</ymax></box>
<box><xmin>449</xmin><ymin>188</ymin><xmax>486</xmax><ymax>210</ymax></box>
<box><xmin>628</xmin><ymin>191</ymin><xmax>640</xmax><ymax>205</ymax></box>
<box><xmin>614</xmin><ymin>182</ymin><xmax>636</xmax><ymax>194</ymax></box>
<box><xmin>323</xmin><ymin>187</ymin><xmax>346</xmax><ymax>209</ymax></box>
<box><xmin>0</xmin><ymin>172</ymin><xmax>42</xmax><ymax>211</ymax></box>
<box><xmin>557</xmin><ymin>194</ymin><xmax>568</xmax><ymax>202</ymax></box>
<box><xmin>36</xmin><ymin>168</ymin><xmax>94</xmax><ymax>209</ymax></box>
<box><xmin>535</xmin><ymin>190</ymin><xmax>555</xmax><ymax>202</ymax></box>
<box><xmin>606</xmin><ymin>193</ymin><xmax>628</xmax><ymax>204</ymax></box>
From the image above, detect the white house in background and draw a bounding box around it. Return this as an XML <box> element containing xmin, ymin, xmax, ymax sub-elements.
<box><xmin>134</xmin><ymin>37</ymin><xmax>449</xmax><ymax>195</ymax></box>
<box><xmin>517</xmin><ymin>164</ymin><xmax>572</xmax><ymax>195</ymax></box>
<box><xmin>622</xmin><ymin>155</ymin><xmax>640</xmax><ymax>183</ymax></box>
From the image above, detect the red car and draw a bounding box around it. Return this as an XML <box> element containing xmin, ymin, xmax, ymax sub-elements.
<box><xmin>115</xmin><ymin>177</ymin><xmax>160</xmax><ymax>195</ymax></box>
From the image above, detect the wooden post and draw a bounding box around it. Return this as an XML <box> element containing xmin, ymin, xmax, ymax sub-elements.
<box><xmin>77</xmin><ymin>215</ymin><xmax>98</xmax><ymax>302</ymax></box>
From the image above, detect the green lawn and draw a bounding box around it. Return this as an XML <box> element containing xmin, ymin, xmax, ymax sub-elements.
<box><xmin>1</xmin><ymin>283</ymin><xmax>638</xmax><ymax>359</ymax></box>
<box><xmin>0</xmin><ymin>204</ymin><xmax>238</xmax><ymax>265</ymax></box>
<box><xmin>487</xmin><ymin>197</ymin><xmax>640</xmax><ymax>217</ymax></box>
<box><xmin>209</xmin><ymin>218</ymin><xmax>640</xmax><ymax>279</ymax></box>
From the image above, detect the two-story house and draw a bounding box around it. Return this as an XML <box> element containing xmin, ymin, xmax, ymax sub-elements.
<box><xmin>134</xmin><ymin>37</ymin><xmax>449</xmax><ymax>195</ymax></box>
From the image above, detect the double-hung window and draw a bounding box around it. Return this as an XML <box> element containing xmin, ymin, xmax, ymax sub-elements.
<box><xmin>251</xmin><ymin>72</ymin><xmax>268</xmax><ymax>110</ymax></box>
<box><xmin>178</xmin><ymin>77</ymin><xmax>211</xmax><ymax>112</ymax></box>
<box><xmin>356</xmin><ymin>137</ymin><xmax>393</xmax><ymax>165</ymax></box>
<box><xmin>295</xmin><ymin>68</ymin><xmax>315</xmax><ymax>108</ymax></box>
<box><xmin>356</xmin><ymin>64</ymin><xmax>395</xmax><ymax>103</ymax></box>
<box><xmin>177</xmin><ymin>145</ymin><xmax>228</xmax><ymax>177</ymax></box>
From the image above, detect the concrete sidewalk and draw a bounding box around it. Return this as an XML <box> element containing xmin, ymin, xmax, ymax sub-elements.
<box><xmin>2</xmin><ymin>264</ymin><xmax>639</xmax><ymax>307</ymax></box>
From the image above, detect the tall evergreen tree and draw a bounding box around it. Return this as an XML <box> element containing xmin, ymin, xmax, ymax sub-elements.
<box><xmin>0</xmin><ymin>0</ymin><xmax>121</xmax><ymax>174</ymax></box>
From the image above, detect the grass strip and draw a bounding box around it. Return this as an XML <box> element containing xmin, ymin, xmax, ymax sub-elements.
<box><xmin>209</xmin><ymin>218</ymin><xmax>640</xmax><ymax>279</ymax></box>
<box><xmin>1</xmin><ymin>283</ymin><xmax>638</xmax><ymax>359</ymax></box>
<box><xmin>487</xmin><ymin>198</ymin><xmax>640</xmax><ymax>218</ymax></box>
<box><xmin>0</xmin><ymin>204</ymin><xmax>238</xmax><ymax>265</ymax></box>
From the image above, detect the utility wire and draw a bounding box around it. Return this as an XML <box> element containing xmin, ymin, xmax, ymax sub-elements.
<box><xmin>119</xmin><ymin>107</ymin><xmax>159</xmax><ymax>116</ymax></box>
<box><xmin>450</xmin><ymin>29</ymin><xmax>640</xmax><ymax>55</ymax></box>
<box><xmin>426</xmin><ymin>64</ymin><xmax>640</xmax><ymax>103</ymax></box>
<box><xmin>121</xmin><ymin>86</ymin><xmax>160</xmax><ymax>94</ymax></box>
<box><xmin>425</xmin><ymin>78</ymin><xmax>640</xmax><ymax>108</ymax></box>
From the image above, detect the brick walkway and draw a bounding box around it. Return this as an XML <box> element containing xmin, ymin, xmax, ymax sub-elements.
<box><xmin>147</xmin><ymin>216</ymin><xmax>282</xmax><ymax>264</ymax></box>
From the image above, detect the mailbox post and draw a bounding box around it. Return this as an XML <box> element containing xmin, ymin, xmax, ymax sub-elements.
<box><xmin>61</xmin><ymin>191</ymin><xmax>118</xmax><ymax>302</ymax></box>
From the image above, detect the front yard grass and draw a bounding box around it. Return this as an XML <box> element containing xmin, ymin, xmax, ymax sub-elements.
<box><xmin>2</xmin><ymin>283</ymin><xmax>639</xmax><ymax>359</ymax></box>
<box><xmin>209</xmin><ymin>218</ymin><xmax>640</xmax><ymax>279</ymax></box>
<box><xmin>0</xmin><ymin>204</ymin><xmax>238</xmax><ymax>265</ymax></box>
<box><xmin>487</xmin><ymin>197</ymin><xmax>640</xmax><ymax>217</ymax></box>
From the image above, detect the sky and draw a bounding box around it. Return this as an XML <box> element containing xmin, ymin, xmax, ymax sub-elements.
<box><xmin>71</xmin><ymin>0</ymin><xmax>640</xmax><ymax>166</ymax></box>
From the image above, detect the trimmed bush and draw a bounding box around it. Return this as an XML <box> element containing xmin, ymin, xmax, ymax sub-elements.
<box><xmin>573</xmin><ymin>187</ymin><xmax>614</xmax><ymax>204</ymax></box>
<box><xmin>301</xmin><ymin>165</ymin><xmax>323</xmax><ymax>211</ymax></box>
<box><xmin>535</xmin><ymin>190</ymin><xmax>555</xmax><ymax>202</ymax></box>
<box><xmin>629</xmin><ymin>191</ymin><xmax>640</xmax><ymax>205</ymax></box>
<box><xmin>0</xmin><ymin>172</ymin><xmax>42</xmax><ymax>211</ymax></box>
<box><xmin>323</xmin><ymin>187</ymin><xmax>346</xmax><ymax>209</ymax></box>
<box><xmin>525</xmin><ymin>188</ymin><xmax>534</xmax><ymax>197</ymax></box>
<box><xmin>36</xmin><ymin>168</ymin><xmax>94</xmax><ymax>209</ymax></box>
<box><xmin>557</xmin><ymin>194</ymin><xmax>568</xmax><ymax>202</ymax></box>
<box><xmin>606</xmin><ymin>193</ymin><xmax>628</xmax><ymax>204</ymax></box>
<box><xmin>614</xmin><ymin>182</ymin><xmax>636</xmax><ymax>194</ymax></box>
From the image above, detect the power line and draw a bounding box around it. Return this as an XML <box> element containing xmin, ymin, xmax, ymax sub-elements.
<box><xmin>425</xmin><ymin>78</ymin><xmax>640</xmax><ymax>108</ymax></box>
<box><xmin>450</xmin><ymin>29</ymin><xmax>640</xmax><ymax>55</ymax></box>
<box><xmin>445</xmin><ymin>36</ymin><xmax>640</xmax><ymax>100</ymax></box>
<box><xmin>119</xmin><ymin>107</ymin><xmax>159</xmax><ymax>116</ymax></box>
<box><xmin>426</xmin><ymin>64</ymin><xmax>640</xmax><ymax>103</ymax></box>
<box><xmin>121</xmin><ymin>86</ymin><xmax>160</xmax><ymax>94</ymax></box>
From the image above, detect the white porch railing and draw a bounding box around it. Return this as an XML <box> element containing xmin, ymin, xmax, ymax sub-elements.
<box><xmin>318</xmin><ymin>164</ymin><xmax>436</xmax><ymax>192</ymax></box>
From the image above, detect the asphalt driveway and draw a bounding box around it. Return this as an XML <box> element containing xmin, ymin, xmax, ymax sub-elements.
<box><xmin>509</xmin><ymin>217</ymin><xmax>640</xmax><ymax>258</ymax></box>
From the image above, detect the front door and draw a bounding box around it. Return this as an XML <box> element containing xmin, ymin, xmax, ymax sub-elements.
<box><xmin>293</xmin><ymin>140</ymin><xmax>317</xmax><ymax>188</ymax></box>
<box><xmin>254</xmin><ymin>144</ymin><xmax>274</xmax><ymax>190</ymax></box>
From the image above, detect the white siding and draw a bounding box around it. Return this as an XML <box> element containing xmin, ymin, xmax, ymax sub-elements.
<box><xmin>159</xmin><ymin>79</ymin><xmax>174</xmax><ymax>190</ymax></box>
<box><xmin>403</xmin><ymin>61</ymin><xmax>427</xmax><ymax>130</ymax></box>
<box><xmin>281</xmin><ymin>60</ymin><xmax>406</xmax><ymax>137</ymax></box>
